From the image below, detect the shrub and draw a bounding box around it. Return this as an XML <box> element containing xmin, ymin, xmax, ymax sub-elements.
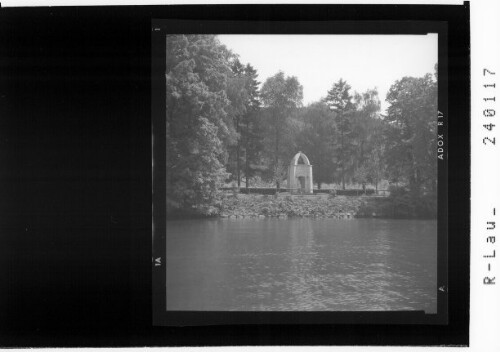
<box><xmin>313</xmin><ymin>189</ymin><xmax>375</xmax><ymax>196</ymax></box>
<box><xmin>386</xmin><ymin>185</ymin><xmax>437</xmax><ymax>219</ymax></box>
<box><xmin>237</xmin><ymin>187</ymin><xmax>287</xmax><ymax>195</ymax></box>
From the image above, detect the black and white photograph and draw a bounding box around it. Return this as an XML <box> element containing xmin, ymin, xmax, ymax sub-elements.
<box><xmin>0</xmin><ymin>1</ymin><xmax>476</xmax><ymax>348</ymax></box>
<box><xmin>161</xmin><ymin>32</ymin><xmax>444</xmax><ymax>315</ymax></box>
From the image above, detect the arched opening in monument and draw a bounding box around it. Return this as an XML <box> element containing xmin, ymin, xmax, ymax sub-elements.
<box><xmin>288</xmin><ymin>152</ymin><xmax>313</xmax><ymax>194</ymax></box>
<box><xmin>297</xmin><ymin>176</ymin><xmax>305</xmax><ymax>191</ymax></box>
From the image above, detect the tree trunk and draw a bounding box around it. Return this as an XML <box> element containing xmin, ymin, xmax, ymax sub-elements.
<box><xmin>236</xmin><ymin>145</ymin><xmax>241</xmax><ymax>188</ymax></box>
<box><xmin>236</xmin><ymin>116</ymin><xmax>241</xmax><ymax>188</ymax></box>
<box><xmin>342</xmin><ymin>167</ymin><xmax>345</xmax><ymax>190</ymax></box>
<box><xmin>356</xmin><ymin>140</ymin><xmax>364</xmax><ymax>172</ymax></box>
<box><xmin>245</xmin><ymin>166</ymin><xmax>249</xmax><ymax>190</ymax></box>
<box><xmin>275</xmin><ymin>118</ymin><xmax>280</xmax><ymax>194</ymax></box>
<box><xmin>415</xmin><ymin>167</ymin><xmax>422</xmax><ymax>196</ymax></box>
<box><xmin>341</xmin><ymin>129</ymin><xmax>345</xmax><ymax>190</ymax></box>
<box><xmin>245</xmin><ymin>119</ymin><xmax>250</xmax><ymax>191</ymax></box>
<box><xmin>408</xmin><ymin>150</ymin><xmax>422</xmax><ymax>196</ymax></box>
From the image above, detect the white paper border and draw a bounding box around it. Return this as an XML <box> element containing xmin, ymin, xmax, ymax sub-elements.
<box><xmin>6</xmin><ymin>0</ymin><xmax>498</xmax><ymax>350</ymax></box>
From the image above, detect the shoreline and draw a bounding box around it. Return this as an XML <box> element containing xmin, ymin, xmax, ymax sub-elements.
<box><xmin>167</xmin><ymin>194</ymin><xmax>436</xmax><ymax>221</ymax></box>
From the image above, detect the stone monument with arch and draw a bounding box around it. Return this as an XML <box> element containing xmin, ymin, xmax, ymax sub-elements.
<box><xmin>287</xmin><ymin>151</ymin><xmax>313</xmax><ymax>194</ymax></box>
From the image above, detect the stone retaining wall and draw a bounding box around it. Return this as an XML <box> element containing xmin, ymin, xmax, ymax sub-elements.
<box><xmin>219</xmin><ymin>194</ymin><xmax>382</xmax><ymax>219</ymax></box>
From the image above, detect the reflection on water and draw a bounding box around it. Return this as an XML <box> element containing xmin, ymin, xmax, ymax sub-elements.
<box><xmin>166</xmin><ymin>218</ymin><xmax>437</xmax><ymax>312</ymax></box>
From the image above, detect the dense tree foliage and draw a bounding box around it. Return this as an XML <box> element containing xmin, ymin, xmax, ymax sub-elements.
<box><xmin>165</xmin><ymin>34</ymin><xmax>438</xmax><ymax>218</ymax></box>
<box><xmin>295</xmin><ymin>102</ymin><xmax>335</xmax><ymax>189</ymax></box>
<box><xmin>351</xmin><ymin>89</ymin><xmax>383</xmax><ymax>191</ymax></box>
<box><xmin>225</xmin><ymin>60</ymin><xmax>265</xmax><ymax>189</ymax></box>
<box><xmin>384</xmin><ymin>74</ymin><xmax>437</xmax><ymax>196</ymax></box>
<box><xmin>324</xmin><ymin>79</ymin><xmax>357</xmax><ymax>190</ymax></box>
<box><xmin>166</xmin><ymin>35</ymin><xmax>235</xmax><ymax>214</ymax></box>
<box><xmin>240</xmin><ymin>64</ymin><xmax>264</xmax><ymax>189</ymax></box>
<box><xmin>260</xmin><ymin>71</ymin><xmax>303</xmax><ymax>190</ymax></box>
<box><xmin>225</xmin><ymin>58</ymin><xmax>250</xmax><ymax>187</ymax></box>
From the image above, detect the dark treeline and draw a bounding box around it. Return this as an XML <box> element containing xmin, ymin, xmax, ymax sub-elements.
<box><xmin>166</xmin><ymin>35</ymin><xmax>438</xmax><ymax>217</ymax></box>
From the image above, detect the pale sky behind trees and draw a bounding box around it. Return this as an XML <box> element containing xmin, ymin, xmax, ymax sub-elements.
<box><xmin>218</xmin><ymin>34</ymin><xmax>438</xmax><ymax>113</ymax></box>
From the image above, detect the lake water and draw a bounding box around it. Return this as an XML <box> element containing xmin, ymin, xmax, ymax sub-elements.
<box><xmin>166</xmin><ymin>218</ymin><xmax>437</xmax><ymax>312</ymax></box>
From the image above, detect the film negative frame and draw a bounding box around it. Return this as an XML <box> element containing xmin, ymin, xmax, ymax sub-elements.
<box><xmin>153</xmin><ymin>5</ymin><xmax>467</xmax><ymax>338</ymax></box>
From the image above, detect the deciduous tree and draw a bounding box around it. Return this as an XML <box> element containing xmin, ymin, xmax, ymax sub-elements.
<box><xmin>324</xmin><ymin>79</ymin><xmax>356</xmax><ymax>190</ymax></box>
<box><xmin>241</xmin><ymin>63</ymin><xmax>264</xmax><ymax>189</ymax></box>
<box><xmin>296</xmin><ymin>102</ymin><xmax>336</xmax><ymax>189</ymax></box>
<box><xmin>260</xmin><ymin>71</ymin><xmax>303</xmax><ymax>191</ymax></box>
<box><xmin>166</xmin><ymin>35</ymin><xmax>234</xmax><ymax>214</ymax></box>
<box><xmin>384</xmin><ymin>73</ymin><xmax>438</xmax><ymax>196</ymax></box>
